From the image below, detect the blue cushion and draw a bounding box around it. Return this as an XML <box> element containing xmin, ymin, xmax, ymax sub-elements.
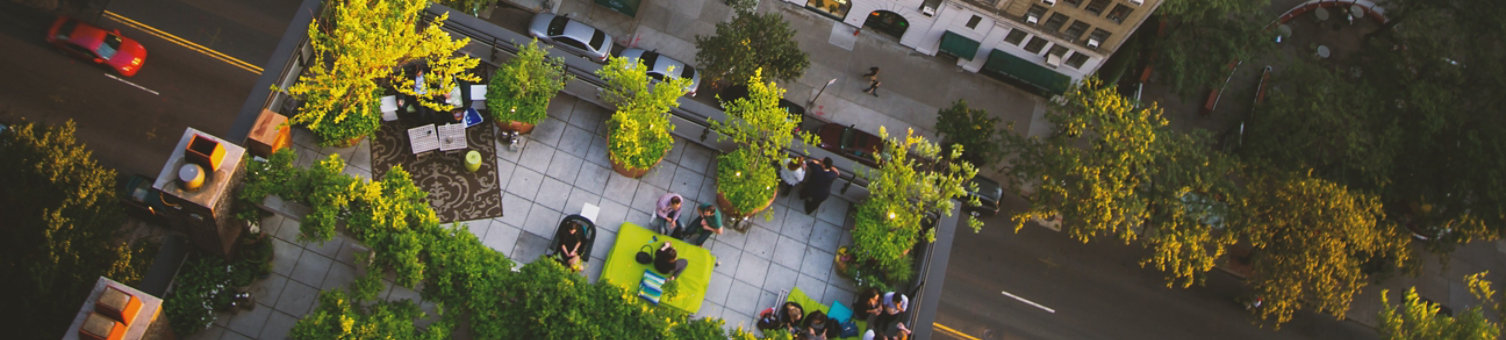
<box><xmin>828</xmin><ymin>300</ymin><xmax>853</xmax><ymax>324</ymax></box>
<box><xmin>638</xmin><ymin>270</ymin><xmax>667</xmax><ymax>304</ymax></box>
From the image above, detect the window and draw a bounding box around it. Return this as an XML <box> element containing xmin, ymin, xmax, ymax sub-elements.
<box><xmin>1004</xmin><ymin>29</ymin><xmax>1028</xmax><ymax>45</ymax></box>
<box><xmin>1085</xmin><ymin>0</ymin><xmax>1110</xmax><ymax>15</ymax></box>
<box><xmin>1107</xmin><ymin>4</ymin><xmax>1131</xmax><ymax>23</ymax></box>
<box><xmin>1048</xmin><ymin>45</ymin><xmax>1068</xmax><ymax>57</ymax></box>
<box><xmin>590</xmin><ymin>31</ymin><xmax>607</xmax><ymax>51</ymax></box>
<box><xmin>1043</xmin><ymin>13</ymin><xmax>1069</xmax><ymax>31</ymax></box>
<box><xmin>966</xmin><ymin>15</ymin><xmax>982</xmax><ymax>29</ymax></box>
<box><xmin>1066</xmin><ymin>52</ymin><xmax>1090</xmax><ymax>68</ymax></box>
<box><xmin>1027</xmin><ymin>5</ymin><xmax>1048</xmax><ymax>22</ymax></box>
<box><xmin>1064</xmin><ymin>21</ymin><xmax>1089</xmax><ymax>40</ymax></box>
<box><xmin>1063</xmin><ymin>0</ymin><xmax>1082</xmax><ymax>7</ymax></box>
<box><xmin>1087</xmin><ymin>28</ymin><xmax>1111</xmax><ymax>48</ymax></box>
<box><xmin>1024</xmin><ymin>36</ymin><xmax>1048</xmax><ymax>53</ymax></box>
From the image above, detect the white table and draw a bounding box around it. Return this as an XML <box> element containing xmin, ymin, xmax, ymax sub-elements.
<box><xmin>408</xmin><ymin>124</ymin><xmax>439</xmax><ymax>154</ymax></box>
<box><xmin>437</xmin><ymin>123</ymin><xmax>468</xmax><ymax>151</ymax></box>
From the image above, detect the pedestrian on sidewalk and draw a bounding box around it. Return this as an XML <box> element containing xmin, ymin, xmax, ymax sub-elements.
<box><xmin>862</xmin><ymin>67</ymin><xmax>881</xmax><ymax>97</ymax></box>
<box><xmin>800</xmin><ymin>157</ymin><xmax>841</xmax><ymax>215</ymax></box>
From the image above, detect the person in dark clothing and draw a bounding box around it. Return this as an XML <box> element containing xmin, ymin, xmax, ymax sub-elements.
<box><xmin>799</xmin><ymin>157</ymin><xmax>841</xmax><ymax>215</ymax></box>
<box><xmin>862</xmin><ymin>67</ymin><xmax>881</xmax><ymax>96</ymax></box>
<box><xmin>854</xmin><ymin>288</ymin><xmax>883</xmax><ymax>319</ymax></box>
<box><xmin>801</xmin><ymin>310</ymin><xmax>840</xmax><ymax>339</ymax></box>
<box><xmin>779</xmin><ymin>301</ymin><xmax>805</xmax><ymax>334</ymax></box>
<box><xmin>680</xmin><ymin>203</ymin><xmax>723</xmax><ymax>246</ymax></box>
<box><xmin>556</xmin><ymin>220</ymin><xmax>585</xmax><ymax>271</ymax></box>
<box><xmin>653</xmin><ymin>242</ymin><xmax>688</xmax><ymax>279</ymax></box>
<box><xmin>872</xmin><ymin>292</ymin><xmax>911</xmax><ymax>338</ymax></box>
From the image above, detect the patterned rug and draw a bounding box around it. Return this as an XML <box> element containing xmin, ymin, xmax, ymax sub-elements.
<box><xmin>370</xmin><ymin>122</ymin><xmax>503</xmax><ymax>223</ymax></box>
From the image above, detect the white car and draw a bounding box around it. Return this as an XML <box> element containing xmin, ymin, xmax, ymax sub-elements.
<box><xmin>527</xmin><ymin>13</ymin><xmax>613</xmax><ymax>63</ymax></box>
<box><xmin>618</xmin><ymin>48</ymin><xmax>702</xmax><ymax>97</ymax></box>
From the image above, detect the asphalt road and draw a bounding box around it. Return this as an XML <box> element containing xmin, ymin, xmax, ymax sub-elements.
<box><xmin>934</xmin><ymin>194</ymin><xmax>1379</xmax><ymax>340</ymax></box>
<box><xmin>0</xmin><ymin>0</ymin><xmax>297</xmax><ymax>176</ymax></box>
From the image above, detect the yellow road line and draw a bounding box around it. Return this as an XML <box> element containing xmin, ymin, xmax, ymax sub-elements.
<box><xmin>102</xmin><ymin>11</ymin><xmax>262</xmax><ymax>74</ymax></box>
<box><xmin>933</xmin><ymin>322</ymin><xmax>983</xmax><ymax>340</ymax></box>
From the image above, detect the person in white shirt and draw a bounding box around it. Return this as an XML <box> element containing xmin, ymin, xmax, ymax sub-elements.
<box><xmin>778</xmin><ymin>155</ymin><xmax>806</xmax><ymax>196</ymax></box>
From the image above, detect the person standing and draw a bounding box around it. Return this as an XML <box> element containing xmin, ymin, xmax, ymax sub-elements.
<box><xmin>681</xmin><ymin>203</ymin><xmax>723</xmax><ymax>246</ymax></box>
<box><xmin>800</xmin><ymin>157</ymin><xmax>841</xmax><ymax>215</ymax></box>
<box><xmin>778</xmin><ymin>155</ymin><xmax>806</xmax><ymax>196</ymax></box>
<box><xmin>873</xmin><ymin>292</ymin><xmax>911</xmax><ymax>338</ymax></box>
<box><xmin>862</xmin><ymin>67</ymin><xmax>881</xmax><ymax>97</ymax></box>
<box><xmin>653</xmin><ymin>193</ymin><xmax>684</xmax><ymax>236</ymax></box>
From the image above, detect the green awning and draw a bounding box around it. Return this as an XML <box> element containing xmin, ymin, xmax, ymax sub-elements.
<box><xmin>938</xmin><ymin>31</ymin><xmax>980</xmax><ymax>60</ymax></box>
<box><xmin>981</xmin><ymin>49</ymin><xmax>1071</xmax><ymax>95</ymax></box>
<box><xmin>594</xmin><ymin>0</ymin><xmax>641</xmax><ymax>16</ymax></box>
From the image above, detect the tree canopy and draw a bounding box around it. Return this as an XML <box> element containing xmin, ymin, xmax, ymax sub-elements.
<box><xmin>1378</xmin><ymin>273</ymin><xmax>1502</xmax><ymax>340</ymax></box>
<box><xmin>1149</xmin><ymin>0</ymin><xmax>1273</xmax><ymax>97</ymax></box>
<box><xmin>851</xmin><ymin>127</ymin><xmax>980</xmax><ymax>282</ymax></box>
<box><xmin>694</xmin><ymin>11</ymin><xmax>810</xmax><ymax>86</ymax></box>
<box><xmin>934</xmin><ymin>99</ymin><xmax>1006</xmax><ymax>168</ymax></box>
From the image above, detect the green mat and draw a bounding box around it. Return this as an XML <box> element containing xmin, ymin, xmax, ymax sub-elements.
<box><xmin>787</xmin><ymin>287</ymin><xmax>867</xmax><ymax>340</ymax></box>
<box><xmin>602</xmin><ymin>222</ymin><xmax>716</xmax><ymax>313</ymax></box>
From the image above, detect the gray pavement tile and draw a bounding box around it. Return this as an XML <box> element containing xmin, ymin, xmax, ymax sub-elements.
<box><xmin>505</xmin><ymin>166</ymin><xmax>546</xmax><ymax>201</ymax></box>
<box><xmin>816</xmin><ymin>200</ymin><xmax>849</xmax><ymax>226</ymax></box>
<box><xmin>566</xmin><ymin>99</ymin><xmax>606</xmax><ymax>134</ymax></box>
<box><xmin>771</xmin><ymin>235</ymin><xmax>807</xmax><ymax>269</ymax></box>
<box><xmin>584</xmin><ymin>254</ymin><xmax>606</xmax><ymax>283</ymax></box>
<box><xmin>742</xmin><ymin>226</ymin><xmax>780</xmax><ymax>259</ymax></box>
<box><xmin>307</xmin><ymin>234</ymin><xmax>345</xmax><ymax>259</ymax></box>
<box><xmin>499</xmin><ymin>192</ymin><xmax>531</xmax><ymax>227</ymax></box>
<box><xmin>220</xmin><ymin>329</ymin><xmax>252</xmax><ymax>340</ymax></box>
<box><xmin>826</xmin><ymin>264</ymin><xmax>858</xmax><ymax>293</ymax></box>
<box><xmin>321</xmin><ymin>262</ymin><xmax>358</xmax><ymax>290</ymax></box>
<box><xmin>697</xmin><ymin>177</ymin><xmax>718</xmax><ymax>209</ymax></box>
<box><xmin>258</xmin><ymin>214</ymin><xmax>285</xmax><ymax>236</ymax></box>
<box><xmin>517</xmin><ymin>141</ymin><xmax>556</xmax><ymax>173</ymax></box>
<box><xmin>595</xmin><ymin>200</ymin><xmax>630</xmax><ymax>233</ymax></box>
<box><xmin>762</xmin><ymin>263</ymin><xmax>799</xmax><ymax>294</ymax></box>
<box><xmin>546</xmin><ymin>94</ymin><xmax>578</xmax><ymax>124</ymax></box>
<box><xmin>704</xmin><ymin>272</ymin><xmax>735</xmax><ymax>307</ymax></box>
<box><xmin>545</xmin><ymin>152</ymin><xmax>585</xmax><ymax>182</ymax></box>
<box><xmin>710</xmin><ymin>229</ymin><xmax>746</xmax><ymax>250</ymax></box>
<box><xmin>534</xmin><ymin>177</ymin><xmax>572</xmax><ymax>210</ymax></box>
<box><xmin>249</xmin><ymin>274</ymin><xmax>289</xmax><ymax>310</ymax></box>
<box><xmin>722</xmin><ymin>279</ymin><xmax>762</xmax><ymax>317</ymax></box>
<box><xmin>641</xmin><ymin>164</ymin><xmax>677</xmax><ymax>190</ymax></box>
<box><xmin>680</xmin><ymin>145</ymin><xmax>715</xmax><ymax>175</ymax></box>
<box><xmin>293</xmin><ymin>145</ymin><xmax>317</xmax><ymax>168</ymax></box>
<box><xmin>225</xmin><ymin>303</ymin><xmax>272</xmax><ymax>338</ymax></box>
<box><xmin>565</xmin><ymin>187</ymin><xmax>602</xmax><ymax>215</ymax></box>
<box><xmin>511</xmin><ymin>231</ymin><xmax>552</xmax><ymax>264</ymax></box>
<box><xmin>796</xmin><ymin>273</ymin><xmax>829</xmax><ymax>305</ymax></box>
<box><xmin>185</xmin><ymin>325</ymin><xmax>223</xmax><ymax>340</ymax></box>
<box><xmin>274</xmin><ymin>280</ymin><xmax>318</xmax><ymax>316</ymax></box>
<box><xmin>631</xmin><ymin>181</ymin><xmax>668</xmax><ymax>213</ymax></box>
<box><xmin>584</xmin><ymin>134</ymin><xmax>612</xmax><ymax>166</ymax></box>
<box><xmin>573</xmin><ymin>163</ymin><xmax>612</xmax><ymax>194</ymax></box>
<box><xmin>530</xmin><ymin>117</ymin><xmax>568</xmax><ymax>147</ymax></box>
<box><xmin>270</xmin><ymin>238</ymin><xmax>303</xmax><ymax>277</ymax></box>
<box><xmin>334</xmin><ymin>237</ymin><xmax>370</xmax><ymax>267</ymax></box>
<box><xmin>669</xmin><ymin>165</ymin><xmax>706</xmax><ymax>202</ymax></box>
<box><xmin>734</xmin><ymin>252</ymin><xmax>771</xmax><ymax>284</ymax></box>
<box><xmin>780</xmin><ymin>206</ymin><xmax>817</xmax><ymax>240</ymax></box>
<box><xmin>664</xmin><ymin>138</ymin><xmax>688</xmax><ymax>166</ymax></box>
<box><xmin>751</xmin><ymin>204</ymin><xmax>788</xmax><ymax>235</ymax></box>
<box><xmin>261</xmin><ymin>311</ymin><xmax>299</xmax><ymax>340</ymax></box>
<box><xmin>801</xmin><ymin>247</ymin><xmax>835</xmax><ymax>280</ymax></box>
<box><xmin>482</xmin><ymin>221</ymin><xmax>522</xmax><ymax>254</ymax></box>
<box><xmin>709</xmin><ymin>240</ymin><xmax>743</xmax><ymax>277</ymax></box>
<box><xmin>825</xmin><ymin>286</ymin><xmax>856</xmax><ymax>308</ymax></box>
<box><xmin>349</xmin><ymin>139</ymin><xmax>372</xmax><ymax>173</ymax></box>
<box><xmin>457</xmin><ymin>219</ymin><xmax>494</xmax><ymax>242</ymax></box>
<box><xmin>494</xmin><ymin>158</ymin><xmax>517</xmax><ymax>188</ymax></box>
<box><xmin>494</xmin><ymin>139</ymin><xmax>523</xmax><ymax>164</ymax></box>
<box><xmin>754</xmin><ymin>289</ymin><xmax>781</xmax><ymax>317</ymax></box>
<box><xmin>273</xmin><ymin>217</ymin><xmax>302</xmax><ymax>244</ymax></box>
<box><xmin>342</xmin><ymin>161</ymin><xmax>370</xmax><ymax>181</ymax></box>
<box><xmin>290</xmin><ymin>252</ymin><xmax>334</xmax><ymax>287</ymax></box>
<box><xmin>602</xmin><ymin>172</ymin><xmax>641</xmax><ymax>206</ymax></box>
<box><xmin>809</xmin><ymin>221</ymin><xmax>843</xmax><ymax>253</ymax></box>
<box><xmin>695</xmin><ymin>302</ymin><xmax>725</xmax><ymax>320</ymax></box>
<box><xmin>590</xmin><ymin>227</ymin><xmax>617</xmax><ymax>261</ymax></box>
<box><xmin>523</xmin><ymin>203</ymin><xmax>563</xmax><ymax>238</ymax></box>
<box><xmin>555</xmin><ymin>125</ymin><xmax>594</xmax><ymax>156</ymax></box>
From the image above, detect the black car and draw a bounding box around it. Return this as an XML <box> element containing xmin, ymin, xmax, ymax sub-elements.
<box><xmin>716</xmin><ymin>85</ymin><xmax>813</xmax><ymax>132</ymax></box>
<box><xmin>965</xmin><ymin>176</ymin><xmax>1003</xmax><ymax>217</ymax></box>
<box><xmin>117</xmin><ymin>174</ymin><xmax>167</xmax><ymax>225</ymax></box>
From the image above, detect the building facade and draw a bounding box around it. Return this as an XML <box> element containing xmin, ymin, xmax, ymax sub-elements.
<box><xmin>786</xmin><ymin>0</ymin><xmax>1161</xmax><ymax>96</ymax></box>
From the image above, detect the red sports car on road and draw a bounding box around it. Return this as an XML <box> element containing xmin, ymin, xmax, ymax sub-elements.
<box><xmin>46</xmin><ymin>16</ymin><xmax>147</xmax><ymax>77</ymax></box>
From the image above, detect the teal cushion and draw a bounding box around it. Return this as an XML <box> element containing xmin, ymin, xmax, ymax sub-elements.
<box><xmin>828</xmin><ymin>300</ymin><xmax>853</xmax><ymax>324</ymax></box>
<box><xmin>638</xmin><ymin>270</ymin><xmax>667</xmax><ymax>304</ymax></box>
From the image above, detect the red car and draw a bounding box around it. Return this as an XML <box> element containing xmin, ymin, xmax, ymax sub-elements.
<box><xmin>815</xmin><ymin>123</ymin><xmax>884</xmax><ymax>167</ymax></box>
<box><xmin>46</xmin><ymin>17</ymin><xmax>147</xmax><ymax>77</ymax></box>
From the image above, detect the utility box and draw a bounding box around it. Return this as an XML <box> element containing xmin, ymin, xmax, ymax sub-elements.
<box><xmin>245</xmin><ymin>109</ymin><xmax>290</xmax><ymax>158</ymax></box>
<box><xmin>153</xmin><ymin>128</ymin><xmax>247</xmax><ymax>256</ymax></box>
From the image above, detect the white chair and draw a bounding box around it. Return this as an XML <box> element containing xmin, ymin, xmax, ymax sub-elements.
<box><xmin>469</xmin><ymin>85</ymin><xmax>488</xmax><ymax>110</ymax></box>
<box><xmin>380</xmin><ymin>95</ymin><xmax>399</xmax><ymax>121</ymax></box>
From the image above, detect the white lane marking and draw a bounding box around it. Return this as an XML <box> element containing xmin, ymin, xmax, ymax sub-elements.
<box><xmin>105</xmin><ymin>73</ymin><xmax>160</xmax><ymax>95</ymax></box>
<box><xmin>1002</xmin><ymin>290</ymin><xmax>1056</xmax><ymax>314</ymax></box>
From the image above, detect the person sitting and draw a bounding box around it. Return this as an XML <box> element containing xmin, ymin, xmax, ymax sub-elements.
<box><xmin>778</xmin><ymin>301</ymin><xmax>805</xmax><ymax>334</ymax></box>
<box><xmin>873</xmin><ymin>292</ymin><xmax>911</xmax><ymax>338</ymax></box>
<box><xmin>854</xmin><ymin>288</ymin><xmax>883</xmax><ymax>319</ymax></box>
<box><xmin>653</xmin><ymin>242</ymin><xmax>688</xmax><ymax>279</ymax></box>
<box><xmin>680</xmin><ymin>203</ymin><xmax>723</xmax><ymax>246</ymax></box>
<box><xmin>555</xmin><ymin>220</ymin><xmax>585</xmax><ymax>271</ymax></box>
<box><xmin>800</xmin><ymin>310</ymin><xmax>839</xmax><ymax>340</ymax></box>
<box><xmin>653</xmin><ymin>193</ymin><xmax>684</xmax><ymax>236</ymax></box>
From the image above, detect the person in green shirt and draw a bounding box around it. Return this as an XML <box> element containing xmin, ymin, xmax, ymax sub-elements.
<box><xmin>680</xmin><ymin>203</ymin><xmax>722</xmax><ymax>246</ymax></box>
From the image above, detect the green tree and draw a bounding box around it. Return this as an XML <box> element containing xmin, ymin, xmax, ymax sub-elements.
<box><xmin>1150</xmin><ymin>0</ymin><xmax>1273</xmax><ymax>96</ymax></box>
<box><xmin>286</xmin><ymin>0</ymin><xmax>479</xmax><ymax>146</ymax></box>
<box><xmin>1244</xmin><ymin>173</ymin><xmax>1409</xmax><ymax>327</ymax></box>
<box><xmin>1138</xmin><ymin>130</ymin><xmax>1245</xmax><ymax>289</ymax></box>
<box><xmin>1378</xmin><ymin>272</ymin><xmax>1501</xmax><ymax>340</ymax></box>
<box><xmin>851</xmin><ymin>127</ymin><xmax>980</xmax><ymax>282</ymax></box>
<box><xmin>290</xmin><ymin>289</ymin><xmax>451</xmax><ymax>340</ymax></box>
<box><xmin>487</xmin><ymin>39</ymin><xmax>571</xmax><ymax>127</ymax></box>
<box><xmin>710</xmin><ymin>70</ymin><xmax>814</xmax><ymax>217</ymax></box>
<box><xmin>694</xmin><ymin>11</ymin><xmax>810</xmax><ymax>86</ymax></box>
<box><xmin>431</xmin><ymin>0</ymin><xmax>494</xmax><ymax>15</ymax></box>
<box><xmin>934</xmin><ymin>99</ymin><xmax>1005</xmax><ymax>168</ymax></box>
<box><xmin>0</xmin><ymin>120</ymin><xmax>151</xmax><ymax>339</ymax></box>
<box><xmin>596</xmin><ymin>56</ymin><xmax>692</xmax><ymax>172</ymax></box>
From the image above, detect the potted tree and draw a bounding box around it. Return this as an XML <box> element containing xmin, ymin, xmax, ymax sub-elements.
<box><xmin>487</xmin><ymin>39</ymin><xmax>571</xmax><ymax>134</ymax></box>
<box><xmin>848</xmin><ymin>127</ymin><xmax>981</xmax><ymax>283</ymax></box>
<box><xmin>594</xmin><ymin>56</ymin><xmax>691</xmax><ymax>178</ymax></box>
<box><xmin>708</xmin><ymin>70</ymin><xmax>814</xmax><ymax>230</ymax></box>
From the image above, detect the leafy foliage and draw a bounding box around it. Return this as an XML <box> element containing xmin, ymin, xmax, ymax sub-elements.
<box><xmin>934</xmin><ymin>99</ymin><xmax>1005</xmax><ymax>168</ymax></box>
<box><xmin>1378</xmin><ymin>273</ymin><xmax>1501</xmax><ymax>340</ymax></box>
<box><xmin>163</xmin><ymin>241</ymin><xmax>273</xmax><ymax>336</ymax></box>
<box><xmin>597</xmin><ymin>56</ymin><xmax>691</xmax><ymax>170</ymax></box>
<box><xmin>851</xmin><ymin>127</ymin><xmax>980</xmax><ymax>282</ymax></box>
<box><xmin>710</xmin><ymin>70</ymin><xmax>815</xmax><ymax>216</ymax></box>
<box><xmin>290</xmin><ymin>289</ymin><xmax>451</xmax><ymax>340</ymax></box>
<box><xmin>694</xmin><ymin>11</ymin><xmax>810</xmax><ymax>85</ymax></box>
<box><xmin>0</xmin><ymin>120</ymin><xmax>151</xmax><ymax>339</ymax></box>
<box><xmin>1138</xmin><ymin>130</ymin><xmax>1244</xmax><ymax>288</ymax></box>
<box><xmin>487</xmin><ymin>39</ymin><xmax>571</xmax><ymax>125</ymax></box>
<box><xmin>1149</xmin><ymin>0</ymin><xmax>1272</xmax><ymax>97</ymax></box>
<box><xmin>1243</xmin><ymin>61</ymin><xmax>1400</xmax><ymax>194</ymax></box>
<box><xmin>716</xmin><ymin>149</ymin><xmax>779</xmax><ymax>216</ymax></box>
<box><xmin>431</xmin><ymin>0</ymin><xmax>495</xmax><ymax>15</ymax></box>
<box><xmin>285</xmin><ymin>0</ymin><xmax>479</xmax><ymax>146</ymax></box>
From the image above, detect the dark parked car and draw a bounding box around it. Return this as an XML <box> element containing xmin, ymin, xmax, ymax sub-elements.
<box><xmin>815</xmin><ymin>123</ymin><xmax>884</xmax><ymax>167</ymax></box>
<box><xmin>965</xmin><ymin>176</ymin><xmax>1003</xmax><ymax>216</ymax></box>
<box><xmin>46</xmin><ymin>16</ymin><xmax>147</xmax><ymax>77</ymax></box>
<box><xmin>717</xmin><ymin>84</ymin><xmax>813</xmax><ymax>132</ymax></box>
<box><xmin>117</xmin><ymin>174</ymin><xmax>167</xmax><ymax>225</ymax></box>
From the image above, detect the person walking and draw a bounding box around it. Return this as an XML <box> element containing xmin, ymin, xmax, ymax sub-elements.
<box><xmin>862</xmin><ymin>67</ymin><xmax>881</xmax><ymax>97</ymax></box>
<box><xmin>800</xmin><ymin>157</ymin><xmax>841</xmax><ymax>215</ymax></box>
<box><xmin>778</xmin><ymin>155</ymin><xmax>806</xmax><ymax>196</ymax></box>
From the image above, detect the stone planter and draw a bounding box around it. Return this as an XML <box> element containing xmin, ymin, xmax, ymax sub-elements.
<box><xmin>330</xmin><ymin>135</ymin><xmax>366</xmax><ymax>148</ymax></box>
<box><xmin>609</xmin><ymin>151</ymin><xmax>661</xmax><ymax>178</ymax></box>
<box><xmin>714</xmin><ymin>190</ymin><xmax>776</xmax><ymax>218</ymax></box>
<box><xmin>495</xmin><ymin>120</ymin><xmax>536</xmax><ymax>134</ymax></box>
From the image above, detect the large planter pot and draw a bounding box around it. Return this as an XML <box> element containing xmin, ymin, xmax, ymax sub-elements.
<box><xmin>609</xmin><ymin>151</ymin><xmax>662</xmax><ymax>178</ymax></box>
<box><xmin>330</xmin><ymin>135</ymin><xmax>366</xmax><ymax>148</ymax></box>
<box><xmin>714</xmin><ymin>190</ymin><xmax>777</xmax><ymax>217</ymax></box>
<box><xmin>495</xmin><ymin>120</ymin><xmax>536</xmax><ymax>134</ymax></box>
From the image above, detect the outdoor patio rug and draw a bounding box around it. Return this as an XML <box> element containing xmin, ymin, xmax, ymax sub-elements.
<box><xmin>370</xmin><ymin>122</ymin><xmax>503</xmax><ymax>223</ymax></box>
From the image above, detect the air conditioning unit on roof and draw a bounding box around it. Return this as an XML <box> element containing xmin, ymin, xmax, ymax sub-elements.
<box><xmin>1129</xmin><ymin>0</ymin><xmax>1143</xmax><ymax>5</ymax></box>
<box><xmin>1087</xmin><ymin>38</ymin><xmax>1101</xmax><ymax>48</ymax></box>
<box><xmin>1042</xmin><ymin>0</ymin><xmax>1056</xmax><ymax>5</ymax></box>
<box><xmin>1027</xmin><ymin>14</ymin><xmax>1040</xmax><ymax>24</ymax></box>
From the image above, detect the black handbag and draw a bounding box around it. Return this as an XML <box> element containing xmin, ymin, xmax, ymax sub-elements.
<box><xmin>635</xmin><ymin>244</ymin><xmax>654</xmax><ymax>264</ymax></box>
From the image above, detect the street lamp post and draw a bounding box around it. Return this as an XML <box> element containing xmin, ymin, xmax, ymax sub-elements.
<box><xmin>808</xmin><ymin>78</ymin><xmax>838</xmax><ymax>108</ymax></box>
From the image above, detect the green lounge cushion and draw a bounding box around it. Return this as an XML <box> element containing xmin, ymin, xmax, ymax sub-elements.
<box><xmin>602</xmin><ymin>222</ymin><xmax>715</xmax><ymax>313</ymax></box>
<box><xmin>786</xmin><ymin>287</ymin><xmax>868</xmax><ymax>339</ymax></box>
